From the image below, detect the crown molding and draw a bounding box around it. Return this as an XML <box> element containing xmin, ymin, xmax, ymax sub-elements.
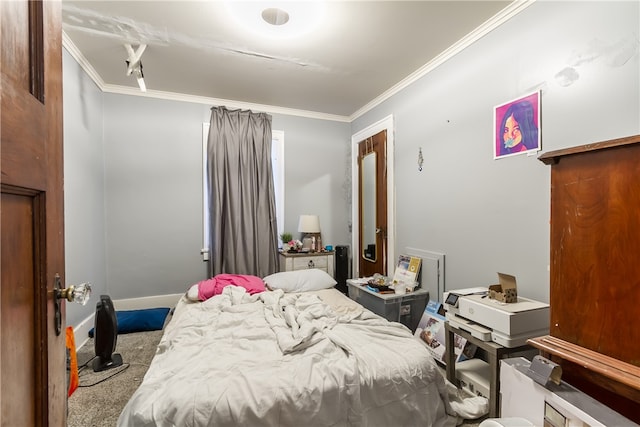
<box><xmin>62</xmin><ymin>31</ymin><xmax>105</xmax><ymax>88</ymax></box>
<box><xmin>100</xmin><ymin>83</ymin><xmax>351</xmax><ymax>122</ymax></box>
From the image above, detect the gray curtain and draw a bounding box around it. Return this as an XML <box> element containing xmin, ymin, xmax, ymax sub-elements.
<box><xmin>207</xmin><ymin>106</ymin><xmax>279</xmax><ymax>277</ymax></box>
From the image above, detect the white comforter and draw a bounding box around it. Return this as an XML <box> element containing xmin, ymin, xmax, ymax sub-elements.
<box><xmin>118</xmin><ymin>286</ymin><xmax>456</xmax><ymax>427</ymax></box>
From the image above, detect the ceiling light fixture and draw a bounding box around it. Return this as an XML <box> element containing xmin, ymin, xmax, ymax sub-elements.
<box><xmin>226</xmin><ymin>1</ymin><xmax>325</xmax><ymax>39</ymax></box>
<box><xmin>124</xmin><ymin>43</ymin><xmax>147</xmax><ymax>92</ymax></box>
<box><xmin>261</xmin><ymin>7</ymin><xmax>289</xmax><ymax>26</ymax></box>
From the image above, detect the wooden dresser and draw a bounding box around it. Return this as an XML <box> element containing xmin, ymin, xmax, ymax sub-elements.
<box><xmin>530</xmin><ymin>135</ymin><xmax>640</xmax><ymax>422</ymax></box>
<box><xmin>278</xmin><ymin>251</ymin><xmax>335</xmax><ymax>277</ymax></box>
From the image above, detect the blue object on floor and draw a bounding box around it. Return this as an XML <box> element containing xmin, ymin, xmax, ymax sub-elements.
<box><xmin>88</xmin><ymin>307</ymin><xmax>170</xmax><ymax>337</ymax></box>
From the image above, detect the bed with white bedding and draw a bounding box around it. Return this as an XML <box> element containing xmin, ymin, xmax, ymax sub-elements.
<box><xmin>118</xmin><ymin>280</ymin><xmax>457</xmax><ymax>427</ymax></box>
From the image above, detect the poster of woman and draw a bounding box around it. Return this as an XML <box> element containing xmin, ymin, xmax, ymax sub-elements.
<box><xmin>494</xmin><ymin>91</ymin><xmax>541</xmax><ymax>159</ymax></box>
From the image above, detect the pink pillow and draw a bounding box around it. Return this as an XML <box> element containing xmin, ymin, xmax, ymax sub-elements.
<box><xmin>197</xmin><ymin>274</ymin><xmax>265</xmax><ymax>301</ymax></box>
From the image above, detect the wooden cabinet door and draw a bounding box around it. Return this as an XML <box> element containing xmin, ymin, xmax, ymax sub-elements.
<box><xmin>538</xmin><ymin>135</ymin><xmax>640</xmax><ymax>422</ymax></box>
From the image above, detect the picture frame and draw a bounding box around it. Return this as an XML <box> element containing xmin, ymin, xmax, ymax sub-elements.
<box><xmin>493</xmin><ymin>90</ymin><xmax>541</xmax><ymax>159</ymax></box>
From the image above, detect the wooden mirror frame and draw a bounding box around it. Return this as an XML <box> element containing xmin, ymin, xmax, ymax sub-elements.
<box><xmin>351</xmin><ymin>115</ymin><xmax>395</xmax><ymax>278</ymax></box>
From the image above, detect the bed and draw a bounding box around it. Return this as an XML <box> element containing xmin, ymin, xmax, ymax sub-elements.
<box><xmin>117</xmin><ymin>269</ymin><xmax>458</xmax><ymax>427</ymax></box>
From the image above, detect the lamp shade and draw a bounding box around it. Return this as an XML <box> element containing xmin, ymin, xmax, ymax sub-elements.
<box><xmin>298</xmin><ymin>215</ymin><xmax>321</xmax><ymax>233</ymax></box>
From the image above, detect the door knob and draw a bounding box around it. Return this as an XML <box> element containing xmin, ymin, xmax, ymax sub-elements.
<box><xmin>54</xmin><ymin>274</ymin><xmax>92</xmax><ymax>335</ymax></box>
<box><xmin>56</xmin><ymin>282</ymin><xmax>92</xmax><ymax>305</ymax></box>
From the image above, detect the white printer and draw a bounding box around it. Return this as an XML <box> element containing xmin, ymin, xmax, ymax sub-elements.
<box><xmin>444</xmin><ymin>288</ymin><xmax>549</xmax><ymax>348</ymax></box>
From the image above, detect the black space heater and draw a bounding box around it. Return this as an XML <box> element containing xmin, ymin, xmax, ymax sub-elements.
<box><xmin>92</xmin><ymin>295</ymin><xmax>123</xmax><ymax>372</ymax></box>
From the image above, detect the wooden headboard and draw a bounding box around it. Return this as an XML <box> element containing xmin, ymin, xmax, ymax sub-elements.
<box><xmin>530</xmin><ymin>134</ymin><xmax>640</xmax><ymax>422</ymax></box>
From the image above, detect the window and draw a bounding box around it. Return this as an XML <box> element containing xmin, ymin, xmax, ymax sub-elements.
<box><xmin>201</xmin><ymin>124</ymin><xmax>284</xmax><ymax>259</ymax></box>
<box><xmin>271</xmin><ymin>130</ymin><xmax>285</xmax><ymax>243</ymax></box>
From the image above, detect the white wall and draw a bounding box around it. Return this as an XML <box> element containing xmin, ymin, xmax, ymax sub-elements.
<box><xmin>271</xmin><ymin>114</ymin><xmax>352</xmax><ymax>248</ymax></box>
<box><xmin>352</xmin><ymin>1</ymin><xmax>640</xmax><ymax>303</ymax></box>
<box><xmin>102</xmin><ymin>95</ymin><xmax>208</xmax><ymax>299</ymax></box>
<box><xmin>63</xmin><ymin>49</ymin><xmax>108</xmax><ymax>327</ymax></box>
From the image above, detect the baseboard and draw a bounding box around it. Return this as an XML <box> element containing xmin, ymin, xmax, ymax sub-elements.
<box><xmin>112</xmin><ymin>293</ymin><xmax>184</xmax><ymax>311</ymax></box>
<box><xmin>73</xmin><ymin>313</ymin><xmax>95</xmax><ymax>350</ymax></box>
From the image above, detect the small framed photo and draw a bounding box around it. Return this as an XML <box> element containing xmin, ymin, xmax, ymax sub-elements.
<box><xmin>494</xmin><ymin>90</ymin><xmax>541</xmax><ymax>159</ymax></box>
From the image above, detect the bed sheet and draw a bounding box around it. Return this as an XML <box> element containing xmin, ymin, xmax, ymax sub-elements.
<box><xmin>118</xmin><ymin>286</ymin><xmax>457</xmax><ymax>427</ymax></box>
<box><xmin>305</xmin><ymin>288</ymin><xmax>365</xmax><ymax>316</ymax></box>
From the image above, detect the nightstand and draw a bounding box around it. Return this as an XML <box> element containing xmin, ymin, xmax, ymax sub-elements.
<box><xmin>279</xmin><ymin>251</ymin><xmax>335</xmax><ymax>277</ymax></box>
<box><xmin>346</xmin><ymin>279</ymin><xmax>429</xmax><ymax>332</ymax></box>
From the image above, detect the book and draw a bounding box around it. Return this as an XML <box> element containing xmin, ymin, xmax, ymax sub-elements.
<box><xmin>391</xmin><ymin>254</ymin><xmax>421</xmax><ymax>287</ymax></box>
<box><xmin>414</xmin><ymin>300</ymin><xmax>477</xmax><ymax>365</ymax></box>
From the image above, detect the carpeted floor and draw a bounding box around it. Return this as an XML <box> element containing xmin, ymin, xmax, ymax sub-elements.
<box><xmin>67</xmin><ymin>330</ymin><xmax>164</xmax><ymax>427</ymax></box>
<box><xmin>67</xmin><ymin>329</ymin><xmax>487</xmax><ymax>427</ymax></box>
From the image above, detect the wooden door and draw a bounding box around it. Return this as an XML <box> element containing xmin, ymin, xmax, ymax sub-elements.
<box><xmin>1</xmin><ymin>1</ymin><xmax>66</xmax><ymax>425</ymax></box>
<box><xmin>358</xmin><ymin>130</ymin><xmax>387</xmax><ymax>277</ymax></box>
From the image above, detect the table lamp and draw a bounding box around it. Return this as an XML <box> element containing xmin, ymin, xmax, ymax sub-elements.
<box><xmin>298</xmin><ymin>215</ymin><xmax>321</xmax><ymax>252</ymax></box>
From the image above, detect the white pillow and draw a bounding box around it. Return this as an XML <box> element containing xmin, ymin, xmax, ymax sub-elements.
<box><xmin>263</xmin><ymin>269</ymin><xmax>337</xmax><ymax>293</ymax></box>
<box><xmin>186</xmin><ymin>284</ymin><xmax>200</xmax><ymax>301</ymax></box>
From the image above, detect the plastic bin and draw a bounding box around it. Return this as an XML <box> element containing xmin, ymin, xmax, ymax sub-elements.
<box><xmin>346</xmin><ymin>280</ymin><xmax>429</xmax><ymax>332</ymax></box>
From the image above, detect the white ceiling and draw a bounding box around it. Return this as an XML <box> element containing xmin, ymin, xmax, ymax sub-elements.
<box><xmin>62</xmin><ymin>1</ymin><xmax>527</xmax><ymax>121</ymax></box>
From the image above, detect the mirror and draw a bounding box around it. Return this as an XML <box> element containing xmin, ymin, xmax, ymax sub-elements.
<box><xmin>361</xmin><ymin>151</ymin><xmax>377</xmax><ymax>262</ymax></box>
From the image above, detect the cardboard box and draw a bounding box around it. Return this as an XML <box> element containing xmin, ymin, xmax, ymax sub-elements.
<box><xmin>489</xmin><ymin>272</ymin><xmax>518</xmax><ymax>303</ymax></box>
<box><xmin>456</xmin><ymin>358</ymin><xmax>490</xmax><ymax>398</ymax></box>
